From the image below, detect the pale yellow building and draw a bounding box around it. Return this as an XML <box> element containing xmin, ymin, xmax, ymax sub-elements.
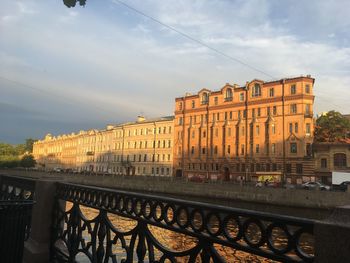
<box><xmin>33</xmin><ymin>116</ymin><xmax>174</xmax><ymax>176</ymax></box>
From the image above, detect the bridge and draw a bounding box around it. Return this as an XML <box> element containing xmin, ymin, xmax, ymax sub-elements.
<box><xmin>1</xmin><ymin>173</ymin><xmax>350</xmax><ymax>262</ymax></box>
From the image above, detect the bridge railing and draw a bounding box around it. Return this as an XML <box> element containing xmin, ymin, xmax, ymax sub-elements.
<box><xmin>51</xmin><ymin>182</ymin><xmax>315</xmax><ymax>262</ymax></box>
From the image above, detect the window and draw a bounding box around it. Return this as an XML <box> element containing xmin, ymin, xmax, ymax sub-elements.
<box><xmin>306</xmin><ymin>123</ymin><xmax>311</xmax><ymax>135</ymax></box>
<box><xmin>214</xmin><ymin>146</ymin><xmax>218</xmax><ymax>154</ymax></box>
<box><xmin>267</xmin><ymin>106</ymin><xmax>270</xmax><ymax>115</ymax></box>
<box><xmin>271</xmin><ymin>143</ymin><xmax>276</xmax><ymax>154</ymax></box>
<box><xmin>215</xmin><ymin>128</ymin><xmax>218</xmax><ymax>137</ymax></box>
<box><xmin>203</xmin><ymin>131</ymin><xmax>206</xmax><ymax>138</ymax></box>
<box><xmin>296</xmin><ymin>164</ymin><xmax>303</xmax><ymax>174</ymax></box>
<box><xmin>227</xmin><ymin>145</ymin><xmax>231</xmax><ymax>154</ymax></box>
<box><xmin>273</xmin><ymin>106</ymin><xmax>277</xmax><ymax>115</ymax></box>
<box><xmin>179</xmin><ymin>117</ymin><xmax>183</xmax><ymax>125</ymax></box>
<box><xmin>228</xmin><ymin>128</ymin><xmax>231</xmax><ymax>136</ymax></box>
<box><xmin>295</xmin><ymin>123</ymin><xmax>298</xmax><ymax>133</ymax></box>
<box><xmin>306</xmin><ymin>143</ymin><xmax>312</xmax><ymax>157</ymax></box>
<box><xmin>192</xmin><ymin>131</ymin><xmax>195</xmax><ymax>139</ymax></box>
<box><xmin>286</xmin><ymin>164</ymin><xmax>292</xmax><ymax>173</ymax></box>
<box><xmin>290</xmin><ymin>143</ymin><xmax>297</xmax><ymax>153</ymax></box>
<box><xmin>272</xmin><ymin>124</ymin><xmax>276</xmax><ymax>134</ymax></box>
<box><xmin>252</xmin><ymin>83</ymin><xmax>261</xmax><ymax>97</ymax></box>
<box><xmin>241</xmin><ymin>144</ymin><xmax>245</xmax><ymax>155</ymax></box>
<box><xmin>291</xmin><ymin>84</ymin><xmax>296</xmax><ymax>94</ymax></box>
<box><xmin>214</xmin><ymin>96</ymin><xmax>218</xmax><ymax>105</ymax></box>
<box><xmin>243</xmin><ymin>109</ymin><xmax>247</xmax><ymax>118</ymax></box>
<box><xmin>257</xmin><ymin>108</ymin><xmax>261</xmax><ymax>117</ymax></box>
<box><xmin>202</xmin><ymin>147</ymin><xmax>206</xmax><ymax>154</ymax></box>
<box><xmin>179</xmin><ymin>102</ymin><xmax>183</xmax><ymax>110</ymax></box>
<box><xmin>321</xmin><ymin>158</ymin><xmax>327</xmax><ymax>168</ymax></box>
<box><xmin>240</xmin><ymin>93</ymin><xmax>244</xmax><ymax>101</ymax></box>
<box><xmin>334</xmin><ymin>153</ymin><xmax>347</xmax><ymax>168</ymax></box>
<box><xmin>191</xmin><ymin>100</ymin><xmax>195</xmax><ymax>108</ymax></box>
<box><xmin>252</xmin><ymin>108</ymin><xmax>255</xmax><ymax>118</ymax></box>
<box><xmin>269</xmin><ymin>88</ymin><xmax>274</xmax><ymax>97</ymax></box>
<box><xmin>256</xmin><ymin>144</ymin><xmax>260</xmax><ymax>153</ymax></box>
<box><xmin>289</xmin><ymin>123</ymin><xmax>293</xmax><ymax>133</ymax></box>
<box><xmin>225</xmin><ymin>88</ymin><xmax>233</xmax><ymax>101</ymax></box>
<box><xmin>224</xmin><ymin>112</ymin><xmax>227</xmax><ymax>120</ymax></box>
<box><xmin>191</xmin><ymin>146</ymin><xmax>195</xmax><ymax>155</ymax></box>
<box><xmin>305</xmin><ymin>84</ymin><xmax>310</xmax><ymax>94</ymax></box>
<box><xmin>256</xmin><ymin>125</ymin><xmax>260</xmax><ymax>135</ymax></box>
<box><xmin>201</xmin><ymin>93</ymin><xmax>209</xmax><ymax>104</ymax></box>
<box><xmin>229</xmin><ymin>111</ymin><xmax>233</xmax><ymax>120</ymax></box>
<box><xmin>290</xmin><ymin>104</ymin><xmax>297</xmax><ymax>114</ymax></box>
<box><xmin>306</xmin><ymin>104</ymin><xmax>310</xmax><ymax>114</ymax></box>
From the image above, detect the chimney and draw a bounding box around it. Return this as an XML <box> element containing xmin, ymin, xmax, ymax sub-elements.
<box><xmin>137</xmin><ymin>116</ymin><xmax>146</xmax><ymax>122</ymax></box>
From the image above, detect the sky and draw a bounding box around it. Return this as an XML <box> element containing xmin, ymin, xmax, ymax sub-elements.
<box><xmin>1</xmin><ymin>0</ymin><xmax>349</xmax><ymax>143</ymax></box>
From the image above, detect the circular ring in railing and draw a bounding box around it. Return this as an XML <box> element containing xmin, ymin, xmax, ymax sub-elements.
<box><xmin>176</xmin><ymin>206</ymin><xmax>189</xmax><ymax>229</ymax></box>
<box><xmin>152</xmin><ymin>202</ymin><xmax>164</xmax><ymax>222</ymax></box>
<box><xmin>206</xmin><ymin>212</ymin><xmax>222</xmax><ymax>237</ymax></box>
<box><xmin>134</xmin><ymin>199</ymin><xmax>143</xmax><ymax>216</ymax></box>
<box><xmin>294</xmin><ymin>227</ymin><xmax>314</xmax><ymax>262</ymax></box>
<box><xmin>141</xmin><ymin>200</ymin><xmax>153</xmax><ymax>219</ymax></box>
<box><xmin>223</xmin><ymin>215</ymin><xmax>242</xmax><ymax>242</ymax></box>
<box><xmin>242</xmin><ymin>218</ymin><xmax>266</xmax><ymax>248</ymax></box>
<box><xmin>266</xmin><ymin>222</ymin><xmax>292</xmax><ymax>255</ymax></box>
<box><xmin>163</xmin><ymin>204</ymin><xmax>176</xmax><ymax>225</ymax></box>
<box><xmin>190</xmin><ymin>209</ymin><xmax>205</xmax><ymax>232</ymax></box>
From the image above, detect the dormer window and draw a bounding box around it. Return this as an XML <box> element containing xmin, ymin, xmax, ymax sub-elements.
<box><xmin>225</xmin><ymin>88</ymin><xmax>233</xmax><ymax>101</ymax></box>
<box><xmin>201</xmin><ymin>93</ymin><xmax>209</xmax><ymax>104</ymax></box>
<box><xmin>252</xmin><ymin>83</ymin><xmax>261</xmax><ymax>97</ymax></box>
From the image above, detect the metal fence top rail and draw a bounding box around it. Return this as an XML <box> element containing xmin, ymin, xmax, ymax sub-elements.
<box><xmin>57</xmin><ymin>182</ymin><xmax>316</xmax><ymax>226</ymax></box>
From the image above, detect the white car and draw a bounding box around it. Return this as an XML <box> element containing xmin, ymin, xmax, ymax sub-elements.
<box><xmin>302</xmin><ymin>182</ymin><xmax>330</xmax><ymax>191</ymax></box>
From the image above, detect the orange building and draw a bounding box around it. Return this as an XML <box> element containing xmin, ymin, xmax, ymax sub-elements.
<box><xmin>174</xmin><ymin>76</ymin><xmax>315</xmax><ymax>184</ymax></box>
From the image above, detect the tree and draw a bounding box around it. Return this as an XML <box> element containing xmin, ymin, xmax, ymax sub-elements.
<box><xmin>314</xmin><ymin>111</ymin><xmax>350</xmax><ymax>143</ymax></box>
<box><xmin>20</xmin><ymin>154</ymin><xmax>36</xmax><ymax>168</ymax></box>
<box><xmin>25</xmin><ymin>138</ymin><xmax>37</xmax><ymax>153</ymax></box>
<box><xmin>63</xmin><ymin>0</ymin><xmax>86</xmax><ymax>8</ymax></box>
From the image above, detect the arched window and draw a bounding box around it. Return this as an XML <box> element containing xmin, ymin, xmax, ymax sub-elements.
<box><xmin>252</xmin><ymin>83</ymin><xmax>261</xmax><ymax>97</ymax></box>
<box><xmin>201</xmin><ymin>93</ymin><xmax>209</xmax><ymax>104</ymax></box>
<box><xmin>225</xmin><ymin>88</ymin><xmax>233</xmax><ymax>101</ymax></box>
<box><xmin>334</xmin><ymin>153</ymin><xmax>347</xmax><ymax>168</ymax></box>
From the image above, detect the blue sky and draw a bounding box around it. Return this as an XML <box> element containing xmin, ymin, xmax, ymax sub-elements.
<box><xmin>1</xmin><ymin>0</ymin><xmax>349</xmax><ymax>143</ymax></box>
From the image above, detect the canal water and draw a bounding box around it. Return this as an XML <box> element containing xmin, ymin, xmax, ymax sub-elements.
<box><xmin>66</xmin><ymin>202</ymin><xmax>314</xmax><ymax>263</ymax></box>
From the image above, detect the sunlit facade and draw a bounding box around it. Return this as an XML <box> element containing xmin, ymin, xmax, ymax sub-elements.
<box><xmin>173</xmin><ymin>76</ymin><xmax>315</xmax><ymax>184</ymax></box>
<box><xmin>33</xmin><ymin>116</ymin><xmax>174</xmax><ymax>176</ymax></box>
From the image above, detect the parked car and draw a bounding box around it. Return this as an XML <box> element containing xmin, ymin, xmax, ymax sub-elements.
<box><xmin>339</xmin><ymin>181</ymin><xmax>350</xmax><ymax>192</ymax></box>
<box><xmin>302</xmin><ymin>182</ymin><xmax>330</xmax><ymax>191</ymax></box>
<box><xmin>53</xmin><ymin>167</ymin><xmax>63</xmax><ymax>173</ymax></box>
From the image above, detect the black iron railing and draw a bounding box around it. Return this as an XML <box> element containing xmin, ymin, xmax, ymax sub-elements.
<box><xmin>0</xmin><ymin>175</ymin><xmax>36</xmax><ymax>201</ymax></box>
<box><xmin>51</xmin><ymin>182</ymin><xmax>315</xmax><ymax>262</ymax></box>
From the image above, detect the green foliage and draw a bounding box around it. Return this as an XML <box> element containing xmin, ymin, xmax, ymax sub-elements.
<box><xmin>315</xmin><ymin>111</ymin><xmax>350</xmax><ymax>142</ymax></box>
<box><xmin>0</xmin><ymin>138</ymin><xmax>37</xmax><ymax>168</ymax></box>
<box><xmin>25</xmin><ymin>138</ymin><xmax>37</xmax><ymax>153</ymax></box>
<box><xmin>0</xmin><ymin>155</ymin><xmax>20</xmax><ymax>168</ymax></box>
<box><xmin>63</xmin><ymin>0</ymin><xmax>86</xmax><ymax>8</ymax></box>
<box><xmin>20</xmin><ymin>154</ymin><xmax>36</xmax><ymax>168</ymax></box>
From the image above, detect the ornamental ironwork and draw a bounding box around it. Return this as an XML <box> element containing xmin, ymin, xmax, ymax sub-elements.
<box><xmin>51</xmin><ymin>182</ymin><xmax>315</xmax><ymax>262</ymax></box>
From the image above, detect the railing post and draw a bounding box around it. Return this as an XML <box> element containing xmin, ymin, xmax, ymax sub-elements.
<box><xmin>314</xmin><ymin>205</ymin><xmax>350</xmax><ymax>262</ymax></box>
<box><xmin>23</xmin><ymin>180</ymin><xmax>56</xmax><ymax>263</ymax></box>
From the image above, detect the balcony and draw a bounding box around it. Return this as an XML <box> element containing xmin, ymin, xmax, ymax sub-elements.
<box><xmin>304</xmin><ymin>112</ymin><xmax>313</xmax><ymax>118</ymax></box>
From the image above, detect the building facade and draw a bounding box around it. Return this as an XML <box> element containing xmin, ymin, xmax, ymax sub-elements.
<box><xmin>314</xmin><ymin>143</ymin><xmax>350</xmax><ymax>184</ymax></box>
<box><xmin>33</xmin><ymin>116</ymin><xmax>174</xmax><ymax>176</ymax></box>
<box><xmin>173</xmin><ymin>76</ymin><xmax>315</xmax><ymax>184</ymax></box>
